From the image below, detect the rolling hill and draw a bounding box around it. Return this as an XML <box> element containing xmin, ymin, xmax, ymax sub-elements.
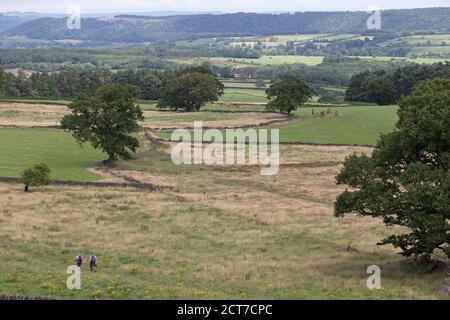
<box><xmin>2</xmin><ymin>8</ymin><xmax>450</xmax><ymax>43</ymax></box>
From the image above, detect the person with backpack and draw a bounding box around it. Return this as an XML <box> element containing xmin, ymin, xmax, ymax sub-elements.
<box><xmin>75</xmin><ymin>253</ymin><xmax>83</xmax><ymax>268</ymax></box>
<box><xmin>89</xmin><ymin>252</ymin><xmax>97</xmax><ymax>272</ymax></box>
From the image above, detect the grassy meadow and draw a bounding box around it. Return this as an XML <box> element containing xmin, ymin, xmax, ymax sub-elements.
<box><xmin>155</xmin><ymin>105</ymin><xmax>399</xmax><ymax>146</ymax></box>
<box><xmin>222</xmin><ymin>55</ymin><xmax>325</xmax><ymax>66</ymax></box>
<box><xmin>276</xmin><ymin>106</ymin><xmax>398</xmax><ymax>145</ymax></box>
<box><xmin>0</xmin><ymin>87</ymin><xmax>445</xmax><ymax>301</ymax></box>
<box><xmin>219</xmin><ymin>88</ymin><xmax>268</xmax><ymax>103</ymax></box>
<box><xmin>0</xmin><ymin>143</ymin><xmax>447</xmax><ymax>299</ymax></box>
<box><xmin>0</xmin><ymin>128</ymin><xmax>104</xmax><ymax>181</ymax></box>
<box><xmin>356</xmin><ymin>55</ymin><xmax>450</xmax><ymax>64</ymax></box>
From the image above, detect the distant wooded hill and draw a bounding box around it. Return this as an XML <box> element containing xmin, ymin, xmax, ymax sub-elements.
<box><xmin>2</xmin><ymin>8</ymin><xmax>450</xmax><ymax>43</ymax></box>
<box><xmin>0</xmin><ymin>13</ymin><xmax>56</xmax><ymax>32</ymax></box>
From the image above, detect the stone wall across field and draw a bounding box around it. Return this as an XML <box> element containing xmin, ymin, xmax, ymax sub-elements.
<box><xmin>0</xmin><ymin>176</ymin><xmax>162</xmax><ymax>191</ymax></box>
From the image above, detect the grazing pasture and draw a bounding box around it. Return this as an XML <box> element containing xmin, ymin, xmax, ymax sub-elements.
<box><xmin>401</xmin><ymin>34</ymin><xmax>450</xmax><ymax>45</ymax></box>
<box><xmin>0</xmin><ymin>102</ymin><xmax>69</xmax><ymax>127</ymax></box>
<box><xmin>0</xmin><ymin>101</ymin><xmax>284</xmax><ymax>130</ymax></box>
<box><xmin>141</xmin><ymin>110</ymin><xmax>287</xmax><ymax>129</ymax></box>
<box><xmin>0</xmin><ymin>142</ymin><xmax>447</xmax><ymax>299</ymax></box>
<box><xmin>262</xmin><ymin>34</ymin><xmax>325</xmax><ymax>42</ymax></box>
<box><xmin>154</xmin><ymin>105</ymin><xmax>399</xmax><ymax>146</ymax></box>
<box><xmin>0</xmin><ymin>128</ymin><xmax>103</xmax><ymax>181</ymax></box>
<box><xmin>355</xmin><ymin>55</ymin><xmax>450</xmax><ymax>64</ymax></box>
<box><xmin>219</xmin><ymin>88</ymin><xmax>268</xmax><ymax>103</ymax></box>
<box><xmin>275</xmin><ymin>105</ymin><xmax>399</xmax><ymax>145</ymax></box>
<box><xmin>224</xmin><ymin>55</ymin><xmax>325</xmax><ymax>66</ymax></box>
<box><xmin>170</xmin><ymin>55</ymin><xmax>325</xmax><ymax>67</ymax></box>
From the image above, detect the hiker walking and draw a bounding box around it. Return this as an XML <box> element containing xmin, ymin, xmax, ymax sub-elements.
<box><xmin>75</xmin><ymin>253</ymin><xmax>83</xmax><ymax>267</ymax></box>
<box><xmin>89</xmin><ymin>252</ymin><xmax>97</xmax><ymax>272</ymax></box>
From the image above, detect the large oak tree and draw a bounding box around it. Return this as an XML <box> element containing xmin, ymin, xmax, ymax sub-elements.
<box><xmin>335</xmin><ymin>79</ymin><xmax>450</xmax><ymax>263</ymax></box>
<box><xmin>265</xmin><ymin>75</ymin><xmax>314</xmax><ymax>115</ymax></box>
<box><xmin>61</xmin><ymin>84</ymin><xmax>144</xmax><ymax>164</ymax></box>
<box><xmin>157</xmin><ymin>67</ymin><xmax>224</xmax><ymax>112</ymax></box>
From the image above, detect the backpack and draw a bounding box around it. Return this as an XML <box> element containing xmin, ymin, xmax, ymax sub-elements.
<box><xmin>76</xmin><ymin>255</ymin><xmax>82</xmax><ymax>262</ymax></box>
<box><xmin>91</xmin><ymin>255</ymin><xmax>96</xmax><ymax>263</ymax></box>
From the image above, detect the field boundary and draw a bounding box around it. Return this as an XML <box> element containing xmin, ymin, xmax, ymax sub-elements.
<box><xmin>0</xmin><ymin>99</ymin><xmax>68</xmax><ymax>106</ymax></box>
<box><xmin>145</xmin><ymin>115</ymin><xmax>294</xmax><ymax>131</ymax></box>
<box><xmin>0</xmin><ymin>176</ymin><xmax>164</xmax><ymax>191</ymax></box>
<box><xmin>154</xmin><ymin>136</ymin><xmax>374</xmax><ymax>148</ymax></box>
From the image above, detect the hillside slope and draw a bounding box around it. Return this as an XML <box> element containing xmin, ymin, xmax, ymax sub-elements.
<box><xmin>2</xmin><ymin>8</ymin><xmax>450</xmax><ymax>43</ymax></box>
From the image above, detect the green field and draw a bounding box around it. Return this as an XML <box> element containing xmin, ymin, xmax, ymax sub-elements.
<box><xmin>315</xmin><ymin>34</ymin><xmax>358</xmax><ymax>41</ymax></box>
<box><xmin>355</xmin><ymin>56</ymin><xmax>450</xmax><ymax>64</ymax></box>
<box><xmin>172</xmin><ymin>55</ymin><xmax>325</xmax><ymax>67</ymax></box>
<box><xmin>220</xmin><ymin>88</ymin><xmax>268</xmax><ymax>103</ymax></box>
<box><xmin>409</xmin><ymin>46</ymin><xmax>450</xmax><ymax>56</ymax></box>
<box><xmin>222</xmin><ymin>55</ymin><xmax>325</xmax><ymax>66</ymax></box>
<box><xmin>138</xmin><ymin>88</ymin><xmax>268</xmax><ymax>106</ymax></box>
<box><xmin>265</xmin><ymin>34</ymin><xmax>325</xmax><ymax>42</ymax></box>
<box><xmin>155</xmin><ymin>105</ymin><xmax>399</xmax><ymax>146</ymax></box>
<box><xmin>402</xmin><ymin>34</ymin><xmax>450</xmax><ymax>45</ymax></box>
<box><xmin>0</xmin><ymin>128</ymin><xmax>104</xmax><ymax>181</ymax></box>
<box><xmin>276</xmin><ymin>106</ymin><xmax>398</xmax><ymax>145</ymax></box>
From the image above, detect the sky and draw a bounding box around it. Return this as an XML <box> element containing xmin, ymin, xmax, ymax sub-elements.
<box><xmin>1</xmin><ymin>0</ymin><xmax>449</xmax><ymax>14</ymax></box>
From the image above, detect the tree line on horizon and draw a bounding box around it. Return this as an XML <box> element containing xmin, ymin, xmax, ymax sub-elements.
<box><xmin>345</xmin><ymin>62</ymin><xmax>450</xmax><ymax>105</ymax></box>
<box><xmin>3</xmin><ymin>8</ymin><xmax>450</xmax><ymax>44</ymax></box>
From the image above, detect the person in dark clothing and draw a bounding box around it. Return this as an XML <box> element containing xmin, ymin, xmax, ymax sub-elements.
<box><xmin>75</xmin><ymin>253</ymin><xmax>83</xmax><ymax>267</ymax></box>
<box><xmin>89</xmin><ymin>252</ymin><xmax>97</xmax><ymax>272</ymax></box>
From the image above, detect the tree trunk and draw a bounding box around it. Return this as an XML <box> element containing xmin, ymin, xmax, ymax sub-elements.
<box><xmin>24</xmin><ymin>185</ymin><xmax>29</xmax><ymax>192</ymax></box>
<box><xmin>104</xmin><ymin>153</ymin><xmax>116</xmax><ymax>166</ymax></box>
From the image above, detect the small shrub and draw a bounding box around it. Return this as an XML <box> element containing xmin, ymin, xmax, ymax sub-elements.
<box><xmin>20</xmin><ymin>163</ymin><xmax>51</xmax><ymax>192</ymax></box>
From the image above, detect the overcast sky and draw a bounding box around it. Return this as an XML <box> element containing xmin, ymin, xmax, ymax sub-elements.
<box><xmin>1</xmin><ymin>0</ymin><xmax>449</xmax><ymax>14</ymax></box>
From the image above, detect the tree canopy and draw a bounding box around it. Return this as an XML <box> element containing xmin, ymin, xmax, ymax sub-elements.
<box><xmin>346</xmin><ymin>62</ymin><xmax>450</xmax><ymax>105</ymax></box>
<box><xmin>157</xmin><ymin>67</ymin><xmax>224</xmax><ymax>112</ymax></box>
<box><xmin>61</xmin><ymin>83</ymin><xmax>144</xmax><ymax>163</ymax></box>
<box><xmin>265</xmin><ymin>75</ymin><xmax>314</xmax><ymax>115</ymax></box>
<box><xmin>335</xmin><ymin>78</ymin><xmax>450</xmax><ymax>262</ymax></box>
<box><xmin>20</xmin><ymin>163</ymin><xmax>51</xmax><ymax>192</ymax></box>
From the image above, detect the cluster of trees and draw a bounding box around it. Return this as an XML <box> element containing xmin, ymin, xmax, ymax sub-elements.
<box><xmin>345</xmin><ymin>70</ymin><xmax>397</xmax><ymax>105</ymax></box>
<box><xmin>265</xmin><ymin>75</ymin><xmax>314</xmax><ymax>115</ymax></box>
<box><xmin>345</xmin><ymin>62</ymin><xmax>450</xmax><ymax>104</ymax></box>
<box><xmin>198</xmin><ymin>56</ymin><xmax>409</xmax><ymax>89</ymax></box>
<box><xmin>157</xmin><ymin>67</ymin><xmax>224</xmax><ymax>111</ymax></box>
<box><xmin>0</xmin><ymin>65</ymin><xmax>164</xmax><ymax>100</ymax></box>
<box><xmin>0</xmin><ymin>48</ymin><xmax>176</xmax><ymax>72</ymax></box>
<box><xmin>254</xmin><ymin>56</ymin><xmax>410</xmax><ymax>87</ymax></box>
<box><xmin>0</xmin><ymin>47</ymin><xmax>424</xmax><ymax>97</ymax></box>
<box><xmin>293</xmin><ymin>39</ymin><xmax>412</xmax><ymax>58</ymax></box>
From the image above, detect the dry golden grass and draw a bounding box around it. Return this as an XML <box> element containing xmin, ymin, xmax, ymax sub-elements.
<box><xmin>0</xmin><ymin>103</ymin><xmax>288</xmax><ymax>130</ymax></box>
<box><xmin>0</xmin><ymin>143</ymin><xmax>446</xmax><ymax>299</ymax></box>
<box><xmin>141</xmin><ymin>110</ymin><xmax>287</xmax><ymax>130</ymax></box>
<box><xmin>0</xmin><ymin>102</ymin><xmax>68</xmax><ymax>127</ymax></box>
